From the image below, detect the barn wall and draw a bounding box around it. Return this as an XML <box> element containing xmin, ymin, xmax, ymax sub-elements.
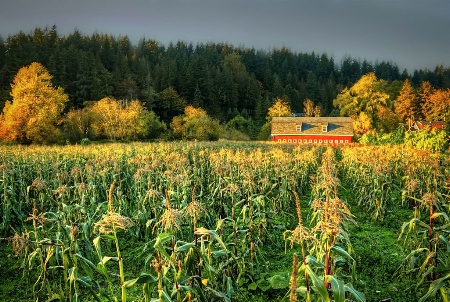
<box><xmin>272</xmin><ymin>135</ymin><xmax>353</xmax><ymax>145</ymax></box>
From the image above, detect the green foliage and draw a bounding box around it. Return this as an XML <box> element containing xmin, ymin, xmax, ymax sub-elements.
<box><xmin>359</xmin><ymin>124</ymin><xmax>406</xmax><ymax>145</ymax></box>
<box><xmin>3</xmin><ymin>26</ymin><xmax>440</xmax><ymax>134</ymax></box>
<box><xmin>0</xmin><ymin>142</ymin><xmax>449</xmax><ymax>301</ymax></box>
<box><xmin>257</xmin><ymin>122</ymin><xmax>272</xmax><ymax>141</ymax></box>
<box><xmin>171</xmin><ymin>106</ymin><xmax>221</xmax><ymax>141</ymax></box>
<box><xmin>404</xmin><ymin>129</ymin><xmax>448</xmax><ymax>152</ymax></box>
<box><xmin>226</xmin><ymin>115</ymin><xmax>257</xmax><ymax>139</ymax></box>
<box><xmin>360</xmin><ymin>125</ymin><xmax>449</xmax><ymax>153</ymax></box>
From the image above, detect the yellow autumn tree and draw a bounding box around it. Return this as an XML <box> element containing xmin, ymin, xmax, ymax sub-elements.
<box><xmin>394</xmin><ymin>79</ymin><xmax>416</xmax><ymax>124</ymax></box>
<box><xmin>353</xmin><ymin>112</ymin><xmax>374</xmax><ymax>138</ymax></box>
<box><xmin>171</xmin><ymin>106</ymin><xmax>220</xmax><ymax>140</ymax></box>
<box><xmin>0</xmin><ymin>62</ymin><xmax>68</xmax><ymax>144</ymax></box>
<box><xmin>267</xmin><ymin>97</ymin><xmax>291</xmax><ymax>120</ymax></box>
<box><xmin>89</xmin><ymin>97</ymin><xmax>164</xmax><ymax>141</ymax></box>
<box><xmin>333</xmin><ymin>72</ymin><xmax>391</xmax><ymax>135</ymax></box>
<box><xmin>303</xmin><ymin>99</ymin><xmax>315</xmax><ymax>117</ymax></box>
<box><xmin>422</xmin><ymin>88</ymin><xmax>450</xmax><ymax>121</ymax></box>
<box><xmin>90</xmin><ymin>97</ymin><xmax>122</xmax><ymax>140</ymax></box>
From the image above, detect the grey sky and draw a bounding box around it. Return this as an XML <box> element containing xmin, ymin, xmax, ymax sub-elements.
<box><xmin>0</xmin><ymin>0</ymin><xmax>449</xmax><ymax>72</ymax></box>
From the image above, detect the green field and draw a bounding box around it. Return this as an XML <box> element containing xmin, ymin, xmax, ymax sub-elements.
<box><xmin>0</xmin><ymin>142</ymin><xmax>449</xmax><ymax>301</ymax></box>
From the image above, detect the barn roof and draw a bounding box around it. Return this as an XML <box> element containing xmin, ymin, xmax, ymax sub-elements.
<box><xmin>271</xmin><ymin>117</ymin><xmax>354</xmax><ymax>136</ymax></box>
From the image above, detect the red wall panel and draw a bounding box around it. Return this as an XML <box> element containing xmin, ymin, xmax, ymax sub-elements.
<box><xmin>272</xmin><ymin>135</ymin><xmax>352</xmax><ymax>145</ymax></box>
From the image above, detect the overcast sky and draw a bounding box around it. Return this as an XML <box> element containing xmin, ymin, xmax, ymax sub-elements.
<box><xmin>0</xmin><ymin>0</ymin><xmax>449</xmax><ymax>72</ymax></box>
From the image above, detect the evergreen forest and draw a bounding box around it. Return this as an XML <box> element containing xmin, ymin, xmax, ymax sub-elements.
<box><xmin>0</xmin><ymin>26</ymin><xmax>449</xmax><ymax>143</ymax></box>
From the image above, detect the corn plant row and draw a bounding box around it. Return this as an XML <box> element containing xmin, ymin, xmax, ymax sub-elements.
<box><xmin>339</xmin><ymin>145</ymin><xmax>447</xmax><ymax>220</ymax></box>
<box><xmin>1</xmin><ymin>142</ymin><xmax>449</xmax><ymax>301</ymax></box>
<box><xmin>0</xmin><ymin>142</ymin><xmax>321</xmax><ymax>301</ymax></box>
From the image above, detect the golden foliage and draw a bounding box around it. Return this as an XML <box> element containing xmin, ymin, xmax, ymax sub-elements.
<box><xmin>267</xmin><ymin>97</ymin><xmax>291</xmax><ymax>120</ymax></box>
<box><xmin>0</xmin><ymin>62</ymin><xmax>68</xmax><ymax>143</ymax></box>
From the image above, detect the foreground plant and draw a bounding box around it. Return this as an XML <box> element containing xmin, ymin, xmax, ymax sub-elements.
<box><xmin>398</xmin><ymin>187</ymin><xmax>450</xmax><ymax>301</ymax></box>
<box><xmin>94</xmin><ymin>181</ymin><xmax>134</xmax><ymax>302</ymax></box>
<box><xmin>307</xmin><ymin>148</ymin><xmax>364</xmax><ymax>302</ymax></box>
<box><xmin>284</xmin><ymin>189</ymin><xmax>314</xmax><ymax>301</ymax></box>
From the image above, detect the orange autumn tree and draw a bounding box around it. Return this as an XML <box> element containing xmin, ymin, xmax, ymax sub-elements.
<box><xmin>0</xmin><ymin>62</ymin><xmax>68</xmax><ymax>144</ymax></box>
<box><xmin>395</xmin><ymin>79</ymin><xmax>417</xmax><ymax>124</ymax></box>
<box><xmin>421</xmin><ymin>88</ymin><xmax>450</xmax><ymax>122</ymax></box>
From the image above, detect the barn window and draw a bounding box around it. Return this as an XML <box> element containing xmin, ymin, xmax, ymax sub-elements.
<box><xmin>288</xmin><ymin>139</ymin><xmax>292</xmax><ymax>143</ymax></box>
<box><xmin>283</xmin><ymin>139</ymin><xmax>286</xmax><ymax>142</ymax></box>
<box><xmin>321</xmin><ymin>122</ymin><xmax>329</xmax><ymax>132</ymax></box>
<box><xmin>340</xmin><ymin>140</ymin><xmax>343</xmax><ymax>143</ymax></box>
<box><xmin>278</xmin><ymin>139</ymin><xmax>281</xmax><ymax>142</ymax></box>
<box><xmin>309</xmin><ymin>139</ymin><xmax>312</xmax><ymax>143</ymax></box>
<box><xmin>319</xmin><ymin>139</ymin><xmax>322</xmax><ymax>144</ymax></box>
<box><xmin>293</xmin><ymin>139</ymin><xmax>297</xmax><ymax>143</ymax></box>
<box><xmin>345</xmin><ymin>140</ymin><xmax>349</xmax><ymax>144</ymax></box>
<box><xmin>296</xmin><ymin>124</ymin><xmax>302</xmax><ymax>132</ymax></box>
<box><xmin>304</xmin><ymin>139</ymin><xmax>307</xmax><ymax>143</ymax></box>
<box><xmin>324</xmin><ymin>140</ymin><xmax>328</xmax><ymax>144</ymax></box>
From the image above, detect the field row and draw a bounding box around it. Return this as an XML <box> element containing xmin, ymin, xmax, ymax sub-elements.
<box><xmin>0</xmin><ymin>142</ymin><xmax>449</xmax><ymax>301</ymax></box>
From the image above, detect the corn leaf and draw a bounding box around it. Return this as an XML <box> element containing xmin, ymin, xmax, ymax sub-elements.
<box><xmin>331</xmin><ymin>245</ymin><xmax>354</xmax><ymax>262</ymax></box>
<box><xmin>124</xmin><ymin>273</ymin><xmax>157</xmax><ymax>288</ymax></box>
<box><xmin>419</xmin><ymin>273</ymin><xmax>450</xmax><ymax>302</ymax></box>
<box><xmin>305</xmin><ymin>265</ymin><xmax>330</xmax><ymax>302</ymax></box>
<box><xmin>325</xmin><ymin>275</ymin><xmax>345</xmax><ymax>302</ymax></box>
<box><xmin>344</xmin><ymin>283</ymin><xmax>366</xmax><ymax>302</ymax></box>
<box><xmin>158</xmin><ymin>289</ymin><xmax>173</xmax><ymax>302</ymax></box>
<box><xmin>175</xmin><ymin>242</ymin><xmax>195</xmax><ymax>252</ymax></box>
<box><xmin>195</xmin><ymin>227</ymin><xmax>227</xmax><ymax>250</ymax></box>
<box><xmin>100</xmin><ymin>256</ymin><xmax>118</xmax><ymax>265</ymax></box>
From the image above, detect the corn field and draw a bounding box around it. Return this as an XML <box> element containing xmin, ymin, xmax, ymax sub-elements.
<box><xmin>0</xmin><ymin>142</ymin><xmax>449</xmax><ymax>302</ymax></box>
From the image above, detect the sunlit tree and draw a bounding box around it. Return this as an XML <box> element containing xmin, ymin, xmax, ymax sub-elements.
<box><xmin>267</xmin><ymin>97</ymin><xmax>291</xmax><ymax>120</ymax></box>
<box><xmin>417</xmin><ymin>81</ymin><xmax>434</xmax><ymax>119</ymax></box>
<box><xmin>353</xmin><ymin>111</ymin><xmax>374</xmax><ymax>137</ymax></box>
<box><xmin>334</xmin><ymin>72</ymin><xmax>389</xmax><ymax>117</ymax></box>
<box><xmin>303</xmin><ymin>98</ymin><xmax>315</xmax><ymax>117</ymax></box>
<box><xmin>89</xmin><ymin>97</ymin><xmax>164</xmax><ymax>140</ymax></box>
<box><xmin>0</xmin><ymin>62</ymin><xmax>68</xmax><ymax>144</ymax></box>
<box><xmin>422</xmin><ymin>89</ymin><xmax>450</xmax><ymax>121</ymax></box>
<box><xmin>171</xmin><ymin>106</ymin><xmax>220</xmax><ymax>141</ymax></box>
<box><xmin>333</xmin><ymin>72</ymin><xmax>390</xmax><ymax>135</ymax></box>
<box><xmin>394</xmin><ymin>79</ymin><xmax>416</xmax><ymax>125</ymax></box>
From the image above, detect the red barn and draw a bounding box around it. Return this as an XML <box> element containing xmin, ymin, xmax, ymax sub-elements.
<box><xmin>410</xmin><ymin>121</ymin><xmax>446</xmax><ymax>131</ymax></box>
<box><xmin>271</xmin><ymin>117</ymin><xmax>354</xmax><ymax>145</ymax></box>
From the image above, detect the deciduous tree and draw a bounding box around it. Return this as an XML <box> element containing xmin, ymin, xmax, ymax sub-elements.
<box><xmin>422</xmin><ymin>89</ymin><xmax>450</xmax><ymax>121</ymax></box>
<box><xmin>303</xmin><ymin>98</ymin><xmax>315</xmax><ymax>117</ymax></box>
<box><xmin>333</xmin><ymin>72</ymin><xmax>391</xmax><ymax>135</ymax></box>
<box><xmin>267</xmin><ymin>97</ymin><xmax>291</xmax><ymax>120</ymax></box>
<box><xmin>89</xmin><ymin>97</ymin><xmax>164</xmax><ymax>141</ymax></box>
<box><xmin>171</xmin><ymin>106</ymin><xmax>220</xmax><ymax>141</ymax></box>
<box><xmin>394</xmin><ymin>79</ymin><xmax>416</xmax><ymax>124</ymax></box>
<box><xmin>0</xmin><ymin>62</ymin><xmax>68</xmax><ymax>144</ymax></box>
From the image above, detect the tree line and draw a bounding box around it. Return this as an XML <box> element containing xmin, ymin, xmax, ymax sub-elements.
<box><xmin>0</xmin><ymin>26</ymin><xmax>449</xmax><ymax>143</ymax></box>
